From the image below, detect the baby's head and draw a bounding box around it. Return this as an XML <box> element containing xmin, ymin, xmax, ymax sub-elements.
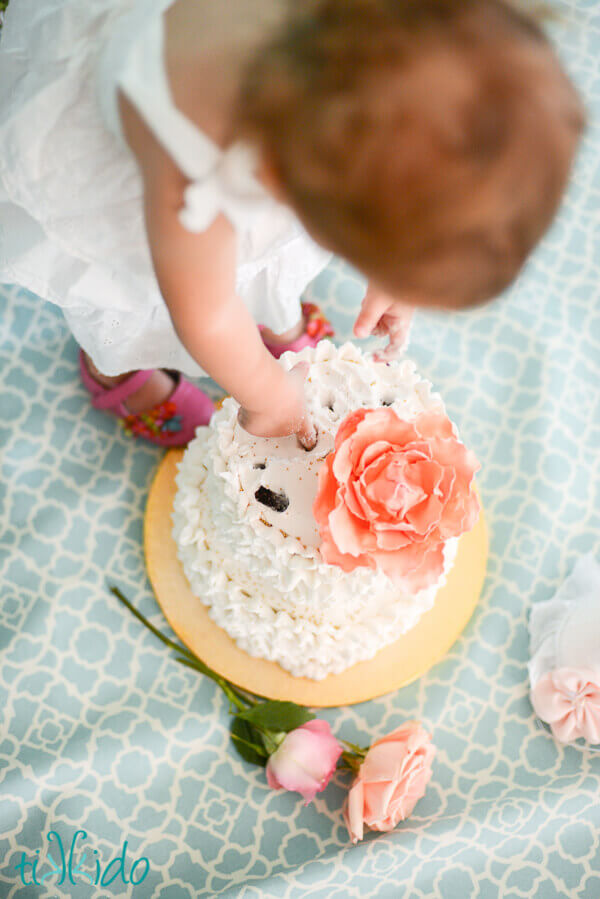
<box><xmin>236</xmin><ymin>0</ymin><xmax>584</xmax><ymax>308</ymax></box>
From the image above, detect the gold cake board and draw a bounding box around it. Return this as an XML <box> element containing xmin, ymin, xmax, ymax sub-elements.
<box><xmin>145</xmin><ymin>449</ymin><xmax>488</xmax><ymax>708</ymax></box>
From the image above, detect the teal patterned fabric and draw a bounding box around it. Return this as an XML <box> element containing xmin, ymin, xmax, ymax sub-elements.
<box><xmin>1</xmin><ymin>2</ymin><xmax>599</xmax><ymax>896</ymax></box>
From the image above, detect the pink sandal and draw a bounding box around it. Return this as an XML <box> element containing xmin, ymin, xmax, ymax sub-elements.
<box><xmin>79</xmin><ymin>351</ymin><xmax>215</xmax><ymax>447</ymax></box>
<box><xmin>261</xmin><ymin>302</ymin><xmax>334</xmax><ymax>359</ymax></box>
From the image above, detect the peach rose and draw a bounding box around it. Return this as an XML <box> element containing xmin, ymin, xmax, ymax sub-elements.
<box><xmin>313</xmin><ymin>408</ymin><xmax>479</xmax><ymax>590</ymax></box>
<box><xmin>531</xmin><ymin>668</ymin><xmax>600</xmax><ymax>744</ymax></box>
<box><xmin>343</xmin><ymin>722</ymin><xmax>435</xmax><ymax>843</ymax></box>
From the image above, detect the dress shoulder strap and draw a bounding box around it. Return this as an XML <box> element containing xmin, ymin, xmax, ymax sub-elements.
<box><xmin>97</xmin><ymin>0</ymin><xmax>220</xmax><ymax>182</ymax></box>
<box><xmin>97</xmin><ymin>0</ymin><xmax>269</xmax><ymax>232</ymax></box>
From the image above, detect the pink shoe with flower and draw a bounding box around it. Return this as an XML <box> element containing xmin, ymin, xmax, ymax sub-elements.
<box><xmin>261</xmin><ymin>302</ymin><xmax>334</xmax><ymax>359</ymax></box>
<box><xmin>79</xmin><ymin>352</ymin><xmax>215</xmax><ymax>447</ymax></box>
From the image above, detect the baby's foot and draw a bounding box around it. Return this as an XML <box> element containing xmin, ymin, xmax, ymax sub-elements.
<box><xmin>80</xmin><ymin>352</ymin><xmax>215</xmax><ymax>446</ymax></box>
<box><xmin>83</xmin><ymin>355</ymin><xmax>175</xmax><ymax>412</ymax></box>
<box><xmin>261</xmin><ymin>303</ymin><xmax>334</xmax><ymax>359</ymax></box>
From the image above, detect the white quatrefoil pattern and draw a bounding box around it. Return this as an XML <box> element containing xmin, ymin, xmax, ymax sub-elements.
<box><xmin>1</xmin><ymin>1</ymin><xmax>599</xmax><ymax>896</ymax></box>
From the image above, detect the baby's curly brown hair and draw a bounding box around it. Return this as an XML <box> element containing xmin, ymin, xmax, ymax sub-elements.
<box><xmin>236</xmin><ymin>0</ymin><xmax>584</xmax><ymax>307</ymax></box>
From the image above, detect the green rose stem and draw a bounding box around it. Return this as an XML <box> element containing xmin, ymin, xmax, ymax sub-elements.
<box><xmin>108</xmin><ymin>585</ymin><xmax>254</xmax><ymax>711</ymax></box>
<box><xmin>172</xmin><ymin>655</ymin><xmax>248</xmax><ymax>712</ymax></box>
<box><xmin>339</xmin><ymin>740</ymin><xmax>369</xmax><ymax>773</ymax></box>
<box><xmin>109</xmin><ymin>585</ymin><xmax>366</xmax><ymax>768</ymax></box>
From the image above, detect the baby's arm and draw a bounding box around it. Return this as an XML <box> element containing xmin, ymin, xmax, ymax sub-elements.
<box><xmin>120</xmin><ymin>95</ymin><xmax>315</xmax><ymax>445</ymax></box>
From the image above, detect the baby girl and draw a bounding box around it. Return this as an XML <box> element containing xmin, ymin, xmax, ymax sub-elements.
<box><xmin>0</xmin><ymin>0</ymin><xmax>583</xmax><ymax>447</ymax></box>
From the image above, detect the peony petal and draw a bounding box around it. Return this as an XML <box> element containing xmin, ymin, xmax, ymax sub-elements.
<box><xmin>331</xmin><ymin>437</ymin><xmax>355</xmax><ymax>485</ymax></box>
<box><xmin>438</xmin><ymin>489</ymin><xmax>479</xmax><ymax>540</ymax></box>
<box><xmin>348</xmin><ymin>410</ymin><xmax>419</xmax><ymax>473</ymax></box>
<box><xmin>313</xmin><ymin>455</ymin><xmax>339</xmax><ymax>531</ymax></box>
<box><xmin>355</xmin><ymin>453</ymin><xmax>397</xmax><ymax>520</ymax></box>
<box><xmin>357</xmin><ymin>440</ymin><xmax>394</xmax><ymax>474</ymax></box>
<box><xmin>353</xmin><ymin>480</ymin><xmax>386</xmax><ymax>523</ymax></box>
<box><xmin>435</xmin><ymin>466</ymin><xmax>455</xmax><ymax>509</ymax></box>
<box><xmin>329</xmin><ymin>497</ymin><xmax>377</xmax><ymax>557</ymax></box>
<box><xmin>414</xmin><ymin>412</ymin><xmax>457</xmax><ymax>441</ymax></box>
<box><xmin>335</xmin><ymin>409</ymin><xmax>369</xmax><ymax>452</ymax></box>
<box><xmin>332</xmin><ymin>410</ymin><xmax>370</xmax><ymax>482</ymax></box>
<box><xmin>405</xmin><ymin>491</ymin><xmax>444</xmax><ymax>536</ymax></box>
<box><xmin>377</xmin><ymin>412</ymin><xmax>422</xmax><ymax>448</ymax></box>
<box><xmin>319</xmin><ymin>533</ymin><xmax>373</xmax><ymax>573</ymax></box>
<box><xmin>399</xmin><ymin>544</ymin><xmax>445</xmax><ymax>591</ymax></box>
<box><xmin>333</xmin><ymin>409</ymin><xmax>371</xmax><ymax>484</ymax></box>
<box><xmin>404</xmin><ymin>458</ymin><xmax>443</xmax><ymax>498</ymax></box>
<box><xmin>430</xmin><ymin>439</ymin><xmax>478</xmax><ymax>492</ymax></box>
<box><xmin>376</xmin><ymin>542</ymin><xmax>445</xmax><ymax>590</ymax></box>
<box><xmin>370</xmin><ymin>544</ymin><xmax>424</xmax><ymax>578</ymax></box>
<box><xmin>345</xmin><ymin>479</ymin><xmax>367</xmax><ymax>520</ymax></box>
<box><xmin>346</xmin><ymin>420</ymin><xmax>390</xmax><ymax>478</ymax></box>
<box><xmin>372</xmin><ymin>527</ymin><xmax>412</xmax><ymax>552</ymax></box>
<box><xmin>369</xmin><ymin>469</ymin><xmax>426</xmax><ymax>517</ymax></box>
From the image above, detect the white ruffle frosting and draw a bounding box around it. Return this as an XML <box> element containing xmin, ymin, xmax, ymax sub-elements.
<box><xmin>172</xmin><ymin>341</ymin><xmax>458</xmax><ymax>680</ymax></box>
<box><xmin>528</xmin><ymin>554</ymin><xmax>600</xmax><ymax>688</ymax></box>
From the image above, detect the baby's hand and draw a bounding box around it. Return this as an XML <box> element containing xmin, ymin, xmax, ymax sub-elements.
<box><xmin>238</xmin><ymin>362</ymin><xmax>317</xmax><ymax>450</ymax></box>
<box><xmin>354</xmin><ymin>284</ymin><xmax>413</xmax><ymax>362</ymax></box>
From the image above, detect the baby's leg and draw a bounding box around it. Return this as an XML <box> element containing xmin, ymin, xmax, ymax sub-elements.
<box><xmin>260</xmin><ymin>315</ymin><xmax>304</xmax><ymax>347</ymax></box>
<box><xmin>260</xmin><ymin>304</ymin><xmax>334</xmax><ymax>359</ymax></box>
<box><xmin>83</xmin><ymin>353</ymin><xmax>176</xmax><ymax>413</ymax></box>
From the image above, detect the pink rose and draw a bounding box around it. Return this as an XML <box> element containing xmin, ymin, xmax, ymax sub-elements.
<box><xmin>313</xmin><ymin>408</ymin><xmax>479</xmax><ymax>590</ymax></box>
<box><xmin>531</xmin><ymin>667</ymin><xmax>600</xmax><ymax>744</ymax></box>
<box><xmin>343</xmin><ymin>722</ymin><xmax>435</xmax><ymax>843</ymax></box>
<box><xmin>266</xmin><ymin>719</ymin><xmax>343</xmax><ymax>804</ymax></box>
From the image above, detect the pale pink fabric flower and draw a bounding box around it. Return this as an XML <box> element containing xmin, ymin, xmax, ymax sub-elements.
<box><xmin>531</xmin><ymin>667</ymin><xmax>600</xmax><ymax>744</ymax></box>
<box><xmin>343</xmin><ymin>722</ymin><xmax>435</xmax><ymax>843</ymax></box>
<box><xmin>313</xmin><ymin>408</ymin><xmax>479</xmax><ymax>590</ymax></box>
<box><xmin>266</xmin><ymin>719</ymin><xmax>342</xmax><ymax>804</ymax></box>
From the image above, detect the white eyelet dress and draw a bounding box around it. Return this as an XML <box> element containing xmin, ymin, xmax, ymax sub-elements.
<box><xmin>0</xmin><ymin>0</ymin><xmax>332</xmax><ymax>377</ymax></box>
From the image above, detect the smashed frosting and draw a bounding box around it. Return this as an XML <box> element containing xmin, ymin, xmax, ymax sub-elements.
<box><xmin>172</xmin><ymin>341</ymin><xmax>458</xmax><ymax>680</ymax></box>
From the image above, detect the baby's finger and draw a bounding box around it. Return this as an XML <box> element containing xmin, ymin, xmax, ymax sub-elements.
<box><xmin>354</xmin><ymin>293</ymin><xmax>390</xmax><ymax>339</ymax></box>
<box><xmin>373</xmin><ymin>334</ymin><xmax>404</xmax><ymax>363</ymax></box>
<box><xmin>297</xmin><ymin>417</ymin><xmax>317</xmax><ymax>451</ymax></box>
<box><xmin>379</xmin><ymin>314</ymin><xmax>412</xmax><ymax>357</ymax></box>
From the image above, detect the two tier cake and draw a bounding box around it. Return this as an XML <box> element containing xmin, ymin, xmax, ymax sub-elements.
<box><xmin>172</xmin><ymin>341</ymin><xmax>479</xmax><ymax>680</ymax></box>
